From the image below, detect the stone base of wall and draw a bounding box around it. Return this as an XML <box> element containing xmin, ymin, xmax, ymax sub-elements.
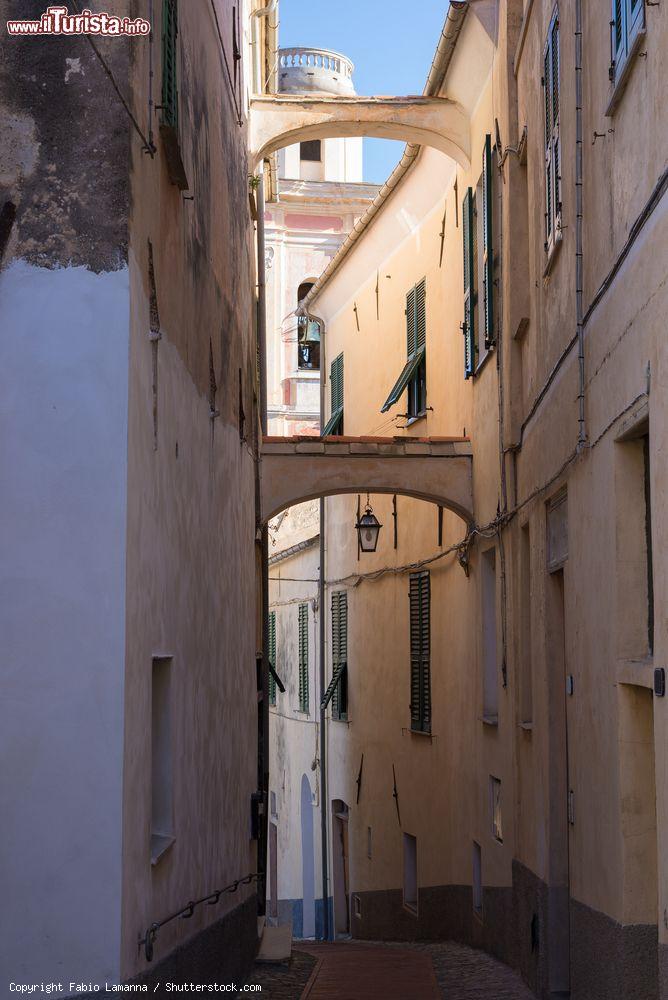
<box><xmin>570</xmin><ymin>897</ymin><xmax>658</xmax><ymax>1000</ymax></box>
<box><xmin>350</xmin><ymin>864</ymin><xmax>661</xmax><ymax>1000</ymax></box>
<box><xmin>274</xmin><ymin>896</ymin><xmax>333</xmax><ymax>940</ymax></box>
<box><xmin>128</xmin><ymin>894</ymin><xmax>258</xmax><ymax>990</ymax></box>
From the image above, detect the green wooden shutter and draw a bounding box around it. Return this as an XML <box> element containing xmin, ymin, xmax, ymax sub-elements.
<box><xmin>330</xmin><ymin>591</ymin><xmax>348</xmax><ymax>719</ymax></box>
<box><xmin>543</xmin><ymin>44</ymin><xmax>552</xmax><ymax>244</ymax></box>
<box><xmin>298</xmin><ymin>603</ymin><xmax>309</xmax><ymax>713</ymax></box>
<box><xmin>161</xmin><ymin>0</ymin><xmax>178</xmax><ymax>129</ymax></box>
<box><xmin>482</xmin><ymin>134</ymin><xmax>494</xmax><ymax>349</ymax></box>
<box><xmin>409</xmin><ymin>572</ymin><xmax>431</xmax><ymax>733</ymax></box>
<box><xmin>551</xmin><ymin>15</ymin><xmax>560</xmax><ymax>218</ymax></box>
<box><xmin>268</xmin><ymin>611</ymin><xmax>277</xmax><ymax>705</ymax></box>
<box><xmin>415</xmin><ymin>278</ymin><xmax>427</xmax><ymax>351</ymax></box>
<box><xmin>406</xmin><ymin>286</ymin><xmax>417</xmax><ymax>356</ymax></box>
<box><xmin>323</xmin><ymin>353</ymin><xmax>344</xmax><ymax>435</ymax></box>
<box><xmin>462</xmin><ymin>188</ymin><xmax>475</xmax><ymax>378</ymax></box>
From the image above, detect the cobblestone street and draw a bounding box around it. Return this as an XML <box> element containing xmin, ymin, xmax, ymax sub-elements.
<box><xmin>245</xmin><ymin>940</ymin><xmax>535</xmax><ymax>999</ymax></box>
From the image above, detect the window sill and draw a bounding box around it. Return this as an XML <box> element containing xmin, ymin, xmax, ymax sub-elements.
<box><xmin>606</xmin><ymin>29</ymin><xmax>646</xmax><ymax>117</ymax></box>
<box><xmin>474</xmin><ymin>346</ymin><xmax>495</xmax><ymax>377</ymax></box>
<box><xmin>405</xmin><ymin>726</ymin><xmax>434</xmax><ymax>740</ymax></box>
<box><xmin>151</xmin><ymin>833</ymin><xmax>175</xmax><ymax>867</ymax></box>
<box><xmin>331</xmin><ymin>715</ymin><xmax>350</xmax><ymax>724</ymax></box>
<box><xmin>405</xmin><ymin>411</ymin><xmax>427</xmax><ymax>427</ymax></box>
<box><xmin>543</xmin><ymin>227</ymin><xmax>563</xmax><ymax>279</ymax></box>
<box><xmin>481</xmin><ymin>714</ymin><xmax>499</xmax><ymax>727</ymax></box>
<box><xmin>519</xmin><ymin>721</ymin><xmax>533</xmax><ymax>733</ymax></box>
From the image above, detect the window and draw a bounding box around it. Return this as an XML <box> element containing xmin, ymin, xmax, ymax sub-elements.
<box><xmin>611</xmin><ymin>0</ymin><xmax>645</xmax><ymax>87</ymax></box>
<box><xmin>409</xmin><ymin>571</ymin><xmax>431</xmax><ymax>733</ymax></box>
<box><xmin>322</xmin><ymin>353</ymin><xmax>344</xmax><ymax>435</ymax></box>
<box><xmin>490</xmin><ymin>777</ymin><xmax>503</xmax><ymax>842</ymax></box>
<box><xmin>268</xmin><ymin>611</ymin><xmax>277</xmax><ymax>706</ymax></box>
<box><xmin>481</xmin><ymin>134</ymin><xmax>496</xmax><ymax>352</ymax></box>
<box><xmin>520</xmin><ymin>525</ymin><xmax>533</xmax><ymax>725</ymax></box>
<box><xmin>481</xmin><ymin>547</ymin><xmax>498</xmax><ymax>723</ymax></box>
<box><xmin>161</xmin><ymin>0</ymin><xmax>178</xmax><ymax>130</ymax></box>
<box><xmin>321</xmin><ymin>591</ymin><xmax>348</xmax><ymax>720</ymax></box>
<box><xmin>403</xmin><ymin>833</ymin><xmax>418</xmax><ymax>913</ymax></box>
<box><xmin>159</xmin><ymin>0</ymin><xmax>188</xmax><ymax>189</ymax></box>
<box><xmin>615</xmin><ymin>425</ymin><xmax>653</xmax><ymax>657</ymax></box>
<box><xmin>462</xmin><ymin>187</ymin><xmax>477</xmax><ymax>377</ymax></box>
<box><xmin>473</xmin><ymin>842</ymin><xmax>483</xmax><ymax>915</ymax></box>
<box><xmin>297</xmin><ymin>283</ymin><xmax>320</xmax><ymax>371</ymax></box>
<box><xmin>151</xmin><ymin>656</ymin><xmax>174</xmax><ymax>864</ymax></box>
<box><xmin>543</xmin><ymin>8</ymin><xmax>561</xmax><ymax>254</ymax></box>
<box><xmin>298</xmin><ymin>603</ymin><xmax>309</xmax><ymax>713</ymax></box>
<box><xmin>300</xmin><ymin>139</ymin><xmax>322</xmax><ymax>162</ymax></box>
<box><xmin>381</xmin><ymin>279</ymin><xmax>427</xmax><ymax>417</ymax></box>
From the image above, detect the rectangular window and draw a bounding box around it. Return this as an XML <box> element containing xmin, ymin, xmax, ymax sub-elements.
<box><xmin>490</xmin><ymin>776</ymin><xmax>503</xmax><ymax>842</ymax></box>
<box><xmin>268</xmin><ymin>611</ymin><xmax>277</xmax><ymax>706</ymax></box>
<box><xmin>543</xmin><ymin>8</ymin><xmax>561</xmax><ymax>253</ymax></box>
<box><xmin>473</xmin><ymin>841</ymin><xmax>483</xmax><ymax>914</ymax></box>
<box><xmin>380</xmin><ymin>279</ymin><xmax>427</xmax><ymax>416</ymax></box>
<box><xmin>615</xmin><ymin>426</ymin><xmax>653</xmax><ymax>658</ymax></box>
<box><xmin>409</xmin><ymin>571</ymin><xmax>431</xmax><ymax>733</ymax></box>
<box><xmin>520</xmin><ymin>524</ymin><xmax>533</xmax><ymax>725</ymax></box>
<box><xmin>481</xmin><ymin>134</ymin><xmax>496</xmax><ymax>351</ymax></box>
<box><xmin>322</xmin><ymin>590</ymin><xmax>348</xmax><ymax>720</ymax></box>
<box><xmin>482</xmin><ymin>547</ymin><xmax>498</xmax><ymax>722</ymax></box>
<box><xmin>403</xmin><ymin>833</ymin><xmax>418</xmax><ymax>913</ymax></box>
<box><xmin>611</xmin><ymin>0</ymin><xmax>645</xmax><ymax>86</ymax></box>
<box><xmin>300</xmin><ymin>139</ymin><xmax>322</xmax><ymax>162</ymax></box>
<box><xmin>322</xmin><ymin>353</ymin><xmax>344</xmax><ymax>435</ymax></box>
<box><xmin>298</xmin><ymin>603</ymin><xmax>309</xmax><ymax>713</ymax></box>
<box><xmin>151</xmin><ymin>656</ymin><xmax>174</xmax><ymax>865</ymax></box>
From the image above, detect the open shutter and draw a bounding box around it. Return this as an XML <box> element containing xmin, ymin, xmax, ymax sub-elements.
<box><xmin>482</xmin><ymin>134</ymin><xmax>494</xmax><ymax>349</ymax></box>
<box><xmin>627</xmin><ymin>0</ymin><xmax>645</xmax><ymax>48</ymax></box>
<box><xmin>298</xmin><ymin>604</ymin><xmax>309</xmax><ymax>712</ymax></box>
<box><xmin>551</xmin><ymin>14</ymin><xmax>561</xmax><ymax>223</ymax></box>
<box><xmin>415</xmin><ymin>278</ymin><xmax>427</xmax><ymax>351</ymax></box>
<box><xmin>328</xmin><ymin>591</ymin><xmax>348</xmax><ymax>718</ymax></box>
<box><xmin>268</xmin><ymin>611</ymin><xmax>277</xmax><ymax>705</ymax></box>
<box><xmin>323</xmin><ymin>354</ymin><xmax>344</xmax><ymax>434</ymax></box>
<box><xmin>406</xmin><ymin>286</ymin><xmax>417</xmax><ymax>356</ymax></box>
<box><xmin>462</xmin><ymin>188</ymin><xmax>475</xmax><ymax>378</ymax></box>
<box><xmin>543</xmin><ymin>42</ymin><xmax>553</xmax><ymax>245</ymax></box>
<box><xmin>161</xmin><ymin>0</ymin><xmax>178</xmax><ymax>129</ymax></box>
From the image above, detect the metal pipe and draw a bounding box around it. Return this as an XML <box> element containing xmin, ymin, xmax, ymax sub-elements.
<box><xmin>318</xmin><ymin>497</ymin><xmax>329</xmax><ymax>940</ymax></box>
<box><xmin>257</xmin><ymin>173</ymin><xmax>268</xmax><ymax>435</ymax></box>
<box><xmin>575</xmin><ymin>0</ymin><xmax>586</xmax><ymax>447</ymax></box>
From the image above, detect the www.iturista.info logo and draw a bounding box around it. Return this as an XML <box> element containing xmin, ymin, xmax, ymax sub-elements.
<box><xmin>6</xmin><ymin>5</ymin><xmax>151</xmax><ymax>36</ymax></box>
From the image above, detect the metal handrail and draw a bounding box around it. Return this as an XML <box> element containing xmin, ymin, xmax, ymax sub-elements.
<box><xmin>138</xmin><ymin>871</ymin><xmax>264</xmax><ymax>962</ymax></box>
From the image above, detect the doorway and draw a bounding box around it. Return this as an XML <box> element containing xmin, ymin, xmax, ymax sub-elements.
<box><xmin>546</xmin><ymin>566</ymin><xmax>571</xmax><ymax>995</ymax></box>
<box><xmin>332</xmin><ymin>799</ymin><xmax>350</xmax><ymax>936</ymax></box>
<box><xmin>301</xmin><ymin>775</ymin><xmax>315</xmax><ymax>938</ymax></box>
<box><xmin>269</xmin><ymin>821</ymin><xmax>278</xmax><ymax>920</ymax></box>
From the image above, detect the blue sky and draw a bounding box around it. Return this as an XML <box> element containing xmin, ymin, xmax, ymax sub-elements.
<box><xmin>278</xmin><ymin>1</ymin><xmax>450</xmax><ymax>184</ymax></box>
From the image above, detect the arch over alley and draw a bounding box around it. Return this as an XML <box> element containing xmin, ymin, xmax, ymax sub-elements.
<box><xmin>249</xmin><ymin>94</ymin><xmax>471</xmax><ymax>170</ymax></box>
<box><xmin>259</xmin><ymin>435</ymin><xmax>474</xmax><ymax>525</ymax></box>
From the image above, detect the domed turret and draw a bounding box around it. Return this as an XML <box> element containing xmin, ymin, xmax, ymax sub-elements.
<box><xmin>278</xmin><ymin>47</ymin><xmax>356</xmax><ymax>97</ymax></box>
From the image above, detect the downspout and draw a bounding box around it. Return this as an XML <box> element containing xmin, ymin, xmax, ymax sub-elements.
<box><xmin>575</xmin><ymin>0</ymin><xmax>586</xmax><ymax>447</ymax></box>
<box><xmin>317</xmin><ymin>310</ymin><xmax>330</xmax><ymax>940</ymax></box>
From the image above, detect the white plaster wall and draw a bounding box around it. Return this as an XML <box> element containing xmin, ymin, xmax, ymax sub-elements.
<box><xmin>0</xmin><ymin>260</ymin><xmax>129</xmax><ymax>984</ymax></box>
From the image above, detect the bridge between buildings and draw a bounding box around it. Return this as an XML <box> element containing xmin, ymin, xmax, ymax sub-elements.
<box><xmin>259</xmin><ymin>436</ymin><xmax>474</xmax><ymax>525</ymax></box>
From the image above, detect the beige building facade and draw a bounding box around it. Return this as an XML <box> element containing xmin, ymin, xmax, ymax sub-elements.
<box><xmin>302</xmin><ymin>2</ymin><xmax>668</xmax><ymax>997</ymax></box>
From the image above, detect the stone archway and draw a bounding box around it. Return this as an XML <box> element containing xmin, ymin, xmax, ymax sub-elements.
<box><xmin>249</xmin><ymin>94</ymin><xmax>471</xmax><ymax>170</ymax></box>
<box><xmin>260</xmin><ymin>436</ymin><xmax>474</xmax><ymax>526</ymax></box>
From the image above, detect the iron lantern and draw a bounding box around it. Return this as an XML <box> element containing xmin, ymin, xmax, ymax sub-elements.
<box><xmin>356</xmin><ymin>495</ymin><xmax>383</xmax><ymax>553</ymax></box>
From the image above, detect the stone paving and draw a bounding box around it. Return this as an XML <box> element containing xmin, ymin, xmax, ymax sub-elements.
<box><xmin>244</xmin><ymin>939</ymin><xmax>535</xmax><ymax>999</ymax></box>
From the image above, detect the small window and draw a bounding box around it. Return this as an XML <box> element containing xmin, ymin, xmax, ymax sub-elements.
<box><xmin>151</xmin><ymin>656</ymin><xmax>174</xmax><ymax>865</ymax></box>
<box><xmin>473</xmin><ymin>841</ymin><xmax>483</xmax><ymax>914</ymax></box>
<box><xmin>298</xmin><ymin>603</ymin><xmax>309</xmax><ymax>713</ymax></box>
<box><xmin>490</xmin><ymin>776</ymin><xmax>503</xmax><ymax>842</ymax></box>
<box><xmin>409</xmin><ymin>571</ymin><xmax>431</xmax><ymax>733</ymax></box>
<box><xmin>520</xmin><ymin>524</ymin><xmax>533</xmax><ymax>725</ymax></box>
<box><xmin>322</xmin><ymin>353</ymin><xmax>344</xmax><ymax>435</ymax></box>
<box><xmin>300</xmin><ymin>139</ymin><xmax>322</xmax><ymax>162</ymax></box>
<box><xmin>403</xmin><ymin>833</ymin><xmax>418</xmax><ymax>913</ymax></box>
<box><xmin>380</xmin><ymin>279</ymin><xmax>427</xmax><ymax>417</ymax></box>
<box><xmin>611</xmin><ymin>0</ymin><xmax>645</xmax><ymax>87</ymax></box>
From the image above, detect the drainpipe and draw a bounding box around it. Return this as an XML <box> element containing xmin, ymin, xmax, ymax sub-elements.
<box><xmin>575</xmin><ymin>0</ymin><xmax>586</xmax><ymax>447</ymax></box>
<box><xmin>257</xmin><ymin>173</ymin><xmax>268</xmax><ymax>436</ymax></box>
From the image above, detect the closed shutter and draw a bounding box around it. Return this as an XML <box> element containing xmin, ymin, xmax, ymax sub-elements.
<box><xmin>161</xmin><ymin>0</ymin><xmax>178</xmax><ymax>129</ymax></box>
<box><xmin>268</xmin><ymin>611</ymin><xmax>277</xmax><ymax>705</ymax></box>
<box><xmin>381</xmin><ymin>280</ymin><xmax>427</xmax><ymax>413</ymax></box>
<box><xmin>415</xmin><ymin>278</ymin><xmax>427</xmax><ymax>351</ymax></box>
<box><xmin>409</xmin><ymin>572</ymin><xmax>431</xmax><ymax>733</ymax></box>
<box><xmin>298</xmin><ymin>604</ymin><xmax>309</xmax><ymax>713</ymax></box>
<box><xmin>482</xmin><ymin>134</ymin><xmax>494</xmax><ymax>349</ymax></box>
<box><xmin>462</xmin><ymin>188</ymin><xmax>475</xmax><ymax>378</ymax></box>
<box><xmin>544</xmin><ymin>9</ymin><xmax>560</xmax><ymax>249</ymax></box>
